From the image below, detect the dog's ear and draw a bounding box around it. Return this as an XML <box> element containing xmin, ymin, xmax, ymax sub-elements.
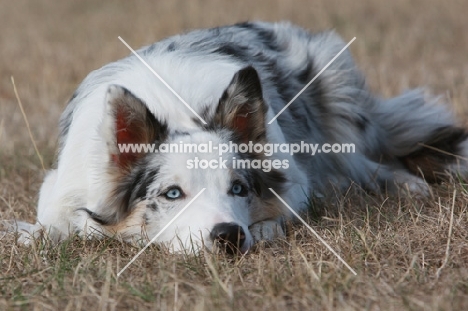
<box><xmin>102</xmin><ymin>85</ymin><xmax>167</xmax><ymax>171</ymax></box>
<box><xmin>214</xmin><ymin>66</ymin><xmax>268</xmax><ymax>143</ymax></box>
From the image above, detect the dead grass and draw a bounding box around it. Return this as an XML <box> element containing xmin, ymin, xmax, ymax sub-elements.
<box><xmin>1</xmin><ymin>0</ymin><xmax>468</xmax><ymax>310</ymax></box>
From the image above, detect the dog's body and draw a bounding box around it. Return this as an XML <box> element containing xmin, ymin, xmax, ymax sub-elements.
<box><xmin>13</xmin><ymin>22</ymin><xmax>468</xmax><ymax>253</ymax></box>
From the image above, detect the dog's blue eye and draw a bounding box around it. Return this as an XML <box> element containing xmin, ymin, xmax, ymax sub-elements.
<box><xmin>231</xmin><ymin>183</ymin><xmax>247</xmax><ymax>196</ymax></box>
<box><xmin>232</xmin><ymin>184</ymin><xmax>242</xmax><ymax>194</ymax></box>
<box><xmin>165</xmin><ymin>187</ymin><xmax>183</xmax><ymax>200</ymax></box>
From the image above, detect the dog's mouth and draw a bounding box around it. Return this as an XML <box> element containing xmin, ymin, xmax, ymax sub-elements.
<box><xmin>212</xmin><ymin>240</ymin><xmax>246</xmax><ymax>255</ymax></box>
<box><xmin>212</xmin><ymin>232</ymin><xmax>248</xmax><ymax>255</ymax></box>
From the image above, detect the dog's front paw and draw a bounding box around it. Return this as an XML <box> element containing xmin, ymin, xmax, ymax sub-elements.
<box><xmin>249</xmin><ymin>220</ymin><xmax>285</xmax><ymax>244</ymax></box>
<box><xmin>17</xmin><ymin>229</ymin><xmax>43</xmax><ymax>246</ymax></box>
<box><xmin>1</xmin><ymin>221</ymin><xmax>43</xmax><ymax>246</ymax></box>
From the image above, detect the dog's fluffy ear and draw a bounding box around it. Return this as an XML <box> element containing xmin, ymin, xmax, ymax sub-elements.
<box><xmin>102</xmin><ymin>85</ymin><xmax>167</xmax><ymax>170</ymax></box>
<box><xmin>214</xmin><ymin>66</ymin><xmax>268</xmax><ymax>143</ymax></box>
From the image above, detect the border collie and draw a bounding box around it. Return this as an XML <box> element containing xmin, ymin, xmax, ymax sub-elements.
<box><xmin>10</xmin><ymin>21</ymin><xmax>468</xmax><ymax>253</ymax></box>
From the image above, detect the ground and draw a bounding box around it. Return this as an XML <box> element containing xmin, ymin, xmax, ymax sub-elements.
<box><xmin>1</xmin><ymin>0</ymin><xmax>468</xmax><ymax>310</ymax></box>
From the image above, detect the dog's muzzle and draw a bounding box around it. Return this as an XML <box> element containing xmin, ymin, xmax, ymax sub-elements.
<box><xmin>210</xmin><ymin>222</ymin><xmax>246</xmax><ymax>254</ymax></box>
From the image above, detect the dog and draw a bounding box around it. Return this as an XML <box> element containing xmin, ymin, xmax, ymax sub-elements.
<box><xmin>10</xmin><ymin>21</ymin><xmax>468</xmax><ymax>254</ymax></box>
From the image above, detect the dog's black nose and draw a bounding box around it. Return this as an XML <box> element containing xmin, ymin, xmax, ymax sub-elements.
<box><xmin>210</xmin><ymin>222</ymin><xmax>246</xmax><ymax>254</ymax></box>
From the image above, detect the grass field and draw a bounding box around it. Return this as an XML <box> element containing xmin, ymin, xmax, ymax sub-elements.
<box><xmin>1</xmin><ymin>0</ymin><xmax>468</xmax><ymax>310</ymax></box>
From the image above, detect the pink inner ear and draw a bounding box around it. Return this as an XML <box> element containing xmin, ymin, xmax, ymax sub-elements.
<box><xmin>112</xmin><ymin>107</ymin><xmax>140</xmax><ymax>169</ymax></box>
<box><xmin>234</xmin><ymin>114</ymin><xmax>250</xmax><ymax>142</ymax></box>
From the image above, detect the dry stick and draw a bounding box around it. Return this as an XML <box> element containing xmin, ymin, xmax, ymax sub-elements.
<box><xmin>11</xmin><ymin>76</ymin><xmax>45</xmax><ymax>172</ymax></box>
<box><xmin>397</xmin><ymin>254</ymin><xmax>418</xmax><ymax>285</ymax></box>
<box><xmin>99</xmin><ymin>259</ymin><xmax>112</xmax><ymax>311</ymax></box>
<box><xmin>418</xmin><ymin>143</ymin><xmax>468</xmax><ymax>161</ymax></box>
<box><xmin>436</xmin><ymin>189</ymin><xmax>456</xmax><ymax>279</ymax></box>
<box><xmin>204</xmin><ymin>251</ymin><xmax>233</xmax><ymax>299</ymax></box>
<box><xmin>0</xmin><ymin>118</ymin><xmax>4</xmax><ymax>142</ymax></box>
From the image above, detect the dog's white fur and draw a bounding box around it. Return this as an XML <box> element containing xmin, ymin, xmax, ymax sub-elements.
<box><xmin>9</xmin><ymin>21</ymin><xmax>468</xmax><ymax>253</ymax></box>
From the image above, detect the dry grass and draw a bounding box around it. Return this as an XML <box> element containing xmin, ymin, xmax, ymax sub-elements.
<box><xmin>1</xmin><ymin>0</ymin><xmax>468</xmax><ymax>310</ymax></box>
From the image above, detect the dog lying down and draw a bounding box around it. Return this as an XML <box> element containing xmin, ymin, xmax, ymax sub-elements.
<box><xmin>8</xmin><ymin>21</ymin><xmax>468</xmax><ymax>254</ymax></box>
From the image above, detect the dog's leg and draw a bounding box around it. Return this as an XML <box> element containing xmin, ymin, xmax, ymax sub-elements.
<box><xmin>37</xmin><ymin>169</ymin><xmax>58</xmax><ymax>220</ymax></box>
<box><xmin>5</xmin><ymin>170</ymin><xmax>59</xmax><ymax>245</ymax></box>
<box><xmin>3</xmin><ymin>170</ymin><xmax>69</xmax><ymax>245</ymax></box>
<box><xmin>33</xmin><ymin>169</ymin><xmax>79</xmax><ymax>243</ymax></box>
<box><xmin>399</xmin><ymin>126</ymin><xmax>468</xmax><ymax>183</ymax></box>
<box><xmin>447</xmin><ymin>139</ymin><xmax>468</xmax><ymax>177</ymax></box>
<box><xmin>372</xmin><ymin>90</ymin><xmax>468</xmax><ymax>183</ymax></box>
<box><xmin>392</xmin><ymin>169</ymin><xmax>431</xmax><ymax>197</ymax></box>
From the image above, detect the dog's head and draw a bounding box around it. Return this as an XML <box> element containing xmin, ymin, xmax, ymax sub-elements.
<box><xmin>84</xmin><ymin>66</ymin><xmax>288</xmax><ymax>253</ymax></box>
